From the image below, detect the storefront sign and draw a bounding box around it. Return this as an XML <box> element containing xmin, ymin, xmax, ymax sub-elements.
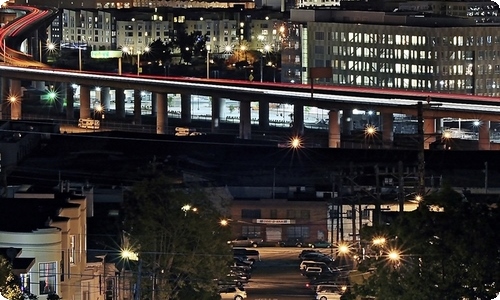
<box><xmin>255</xmin><ymin>219</ymin><xmax>295</xmax><ymax>224</ymax></box>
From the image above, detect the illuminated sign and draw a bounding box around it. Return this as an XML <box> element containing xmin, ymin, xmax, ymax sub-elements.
<box><xmin>91</xmin><ymin>50</ymin><xmax>123</xmax><ymax>59</ymax></box>
<box><xmin>255</xmin><ymin>219</ymin><xmax>295</xmax><ymax>224</ymax></box>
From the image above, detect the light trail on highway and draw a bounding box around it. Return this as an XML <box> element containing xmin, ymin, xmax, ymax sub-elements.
<box><xmin>1</xmin><ymin>4</ymin><xmax>500</xmax><ymax>119</ymax></box>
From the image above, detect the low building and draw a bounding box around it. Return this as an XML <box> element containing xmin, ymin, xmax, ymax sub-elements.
<box><xmin>228</xmin><ymin>195</ymin><xmax>329</xmax><ymax>245</ymax></box>
<box><xmin>0</xmin><ymin>190</ymin><xmax>88</xmax><ymax>299</ymax></box>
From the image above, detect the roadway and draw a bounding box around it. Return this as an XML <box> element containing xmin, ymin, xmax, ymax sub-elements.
<box><xmin>242</xmin><ymin>247</ymin><xmax>323</xmax><ymax>300</ymax></box>
<box><xmin>4</xmin><ymin>65</ymin><xmax>500</xmax><ymax>122</ymax></box>
<box><xmin>3</xmin><ymin>5</ymin><xmax>500</xmax><ymax>131</ymax></box>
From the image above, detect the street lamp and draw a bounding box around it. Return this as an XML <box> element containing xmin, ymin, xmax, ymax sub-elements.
<box><xmin>136</xmin><ymin>46</ymin><xmax>150</xmax><ymax>76</ymax></box>
<box><xmin>120</xmin><ymin>46</ymin><xmax>131</xmax><ymax>75</ymax></box>
<box><xmin>260</xmin><ymin>44</ymin><xmax>271</xmax><ymax>83</ymax></box>
<box><xmin>206</xmin><ymin>44</ymin><xmax>211</xmax><ymax>79</ymax></box>
<box><xmin>473</xmin><ymin>120</ymin><xmax>481</xmax><ymax>139</ymax></box>
<box><xmin>181</xmin><ymin>204</ymin><xmax>198</xmax><ymax>216</ymax></box>
<box><xmin>289</xmin><ymin>136</ymin><xmax>302</xmax><ymax>149</ymax></box>
<box><xmin>78</xmin><ymin>37</ymin><xmax>86</xmax><ymax>71</ymax></box>
<box><xmin>121</xmin><ymin>249</ymin><xmax>142</xmax><ymax>300</ymax></box>
<box><xmin>93</xmin><ymin>104</ymin><xmax>103</xmax><ymax>132</ymax></box>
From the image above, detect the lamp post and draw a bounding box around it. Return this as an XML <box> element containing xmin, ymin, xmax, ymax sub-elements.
<box><xmin>78</xmin><ymin>38</ymin><xmax>86</xmax><ymax>71</ymax></box>
<box><xmin>93</xmin><ymin>104</ymin><xmax>102</xmax><ymax>132</ymax></box>
<box><xmin>136</xmin><ymin>46</ymin><xmax>150</xmax><ymax>76</ymax></box>
<box><xmin>206</xmin><ymin>44</ymin><xmax>211</xmax><ymax>79</ymax></box>
<box><xmin>120</xmin><ymin>46</ymin><xmax>130</xmax><ymax>76</ymax></box>
<box><xmin>121</xmin><ymin>249</ymin><xmax>142</xmax><ymax>300</ymax></box>
<box><xmin>260</xmin><ymin>45</ymin><xmax>271</xmax><ymax>83</ymax></box>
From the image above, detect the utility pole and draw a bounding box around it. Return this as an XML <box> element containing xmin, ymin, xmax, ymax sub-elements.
<box><xmin>349</xmin><ymin>162</ymin><xmax>356</xmax><ymax>243</ymax></box>
<box><xmin>374</xmin><ymin>165</ymin><xmax>381</xmax><ymax>226</ymax></box>
<box><xmin>338</xmin><ymin>174</ymin><xmax>344</xmax><ymax>242</ymax></box>
<box><xmin>330</xmin><ymin>172</ymin><xmax>336</xmax><ymax>258</ymax></box>
<box><xmin>484</xmin><ymin>161</ymin><xmax>488</xmax><ymax>193</ymax></box>
<box><xmin>417</xmin><ymin>101</ymin><xmax>426</xmax><ymax>196</ymax></box>
<box><xmin>398</xmin><ymin>160</ymin><xmax>405</xmax><ymax>215</ymax></box>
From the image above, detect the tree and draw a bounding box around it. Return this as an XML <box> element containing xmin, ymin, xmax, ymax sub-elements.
<box><xmin>122</xmin><ymin>175</ymin><xmax>232</xmax><ymax>300</ymax></box>
<box><xmin>0</xmin><ymin>256</ymin><xmax>23</xmax><ymax>300</ymax></box>
<box><xmin>352</xmin><ymin>186</ymin><xmax>500</xmax><ymax>299</ymax></box>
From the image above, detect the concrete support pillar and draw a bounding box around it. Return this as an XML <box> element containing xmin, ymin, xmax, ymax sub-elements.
<box><xmin>435</xmin><ymin>118</ymin><xmax>443</xmax><ymax>135</ymax></box>
<box><xmin>181</xmin><ymin>94</ymin><xmax>191</xmax><ymax>123</ymax></box>
<box><xmin>79</xmin><ymin>85</ymin><xmax>91</xmax><ymax>119</ymax></box>
<box><xmin>66</xmin><ymin>85</ymin><xmax>74</xmax><ymax>119</ymax></box>
<box><xmin>239</xmin><ymin>100</ymin><xmax>251</xmax><ymax>139</ymax></box>
<box><xmin>0</xmin><ymin>77</ymin><xmax>8</xmax><ymax>120</ymax></box>
<box><xmin>342</xmin><ymin>109</ymin><xmax>353</xmax><ymax>135</ymax></box>
<box><xmin>219</xmin><ymin>98</ymin><xmax>226</xmax><ymax>119</ymax></box>
<box><xmin>258</xmin><ymin>100</ymin><xmax>269</xmax><ymax>131</ymax></box>
<box><xmin>156</xmin><ymin>92</ymin><xmax>167</xmax><ymax>134</ymax></box>
<box><xmin>101</xmin><ymin>87</ymin><xmax>111</xmax><ymax>111</ymax></box>
<box><xmin>478</xmin><ymin>121</ymin><xmax>491</xmax><ymax>150</ymax></box>
<box><xmin>423</xmin><ymin>117</ymin><xmax>436</xmax><ymax>149</ymax></box>
<box><xmin>56</xmin><ymin>83</ymin><xmax>66</xmax><ymax>113</ymax></box>
<box><xmin>328</xmin><ymin>110</ymin><xmax>341</xmax><ymax>148</ymax></box>
<box><xmin>293</xmin><ymin>104</ymin><xmax>304</xmax><ymax>136</ymax></box>
<box><xmin>133</xmin><ymin>89</ymin><xmax>142</xmax><ymax>125</ymax></box>
<box><xmin>211</xmin><ymin>96</ymin><xmax>221</xmax><ymax>133</ymax></box>
<box><xmin>115</xmin><ymin>88</ymin><xmax>126</xmax><ymax>119</ymax></box>
<box><xmin>9</xmin><ymin>79</ymin><xmax>22</xmax><ymax>120</ymax></box>
<box><xmin>151</xmin><ymin>93</ymin><xmax>157</xmax><ymax>116</ymax></box>
<box><xmin>34</xmin><ymin>81</ymin><xmax>45</xmax><ymax>90</ymax></box>
<box><xmin>382</xmin><ymin>112</ymin><xmax>394</xmax><ymax>147</ymax></box>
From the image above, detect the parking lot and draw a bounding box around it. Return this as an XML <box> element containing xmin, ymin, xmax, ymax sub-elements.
<box><xmin>238</xmin><ymin>247</ymin><xmax>334</xmax><ymax>300</ymax></box>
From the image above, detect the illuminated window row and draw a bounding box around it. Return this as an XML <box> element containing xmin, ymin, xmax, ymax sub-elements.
<box><xmin>326</xmin><ymin>31</ymin><xmax>500</xmax><ymax>47</ymax></box>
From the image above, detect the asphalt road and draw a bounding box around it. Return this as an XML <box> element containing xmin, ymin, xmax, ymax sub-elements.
<box><xmin>243</xmin><ymin>247</ymin><xmax>332</xmax><ymax>300</ymax></box>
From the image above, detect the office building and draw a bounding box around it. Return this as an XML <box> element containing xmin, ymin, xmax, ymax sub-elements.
<box><xmin>284</xmin><ymin>8</ymin><xmax>500</xmax><ymax>96</ymax></box>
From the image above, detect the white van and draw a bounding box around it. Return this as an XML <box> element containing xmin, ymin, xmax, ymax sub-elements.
<box><xmin>78</xmin><ymin>118</ymin><xmax>100</xmax><ymax>129</ymax></box>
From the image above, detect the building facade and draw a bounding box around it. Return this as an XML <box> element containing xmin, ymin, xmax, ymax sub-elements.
<box><xmin>0</xmin><ymin>192</ymin><xmax>89</xmax><ymax>299</ymax></box>
<box><xmin>285</xmin><ymin>8</ymin><xmax>500</xmax><ymax>96</ymax></box>
<box><xmin>229</xmin><ymin>197</ymin><xmax>329</xmax><ymax>244</ymax></box>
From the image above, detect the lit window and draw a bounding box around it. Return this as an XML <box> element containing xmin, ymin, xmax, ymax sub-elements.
<box><xmin>70</xmin><ymin>235</ymin><xmax>75</xmax><ymax>264</ymax></box>
<box><xmin>39</xmin><ymin>262</ymin><xmax>57</xmax><ymax>294</ymax></box>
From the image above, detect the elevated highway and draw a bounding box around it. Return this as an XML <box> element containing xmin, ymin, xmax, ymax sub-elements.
<box><xmin>0</xmin><ymin>5</ymin><xmax>58</xmax><ymax>67</ymax></box>
<box><xmin>2</xmin><ymin>5</ymin><xmax>500</xmax><ymax>149</ymax></box>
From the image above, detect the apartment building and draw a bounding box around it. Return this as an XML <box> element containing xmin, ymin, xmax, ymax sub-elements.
<box><xmin>0</xmin><ymin>190</ymin><xmax>89</xmax><ymax>299</ymax></box>
<box><xmin>49</xmin><ymin>9</ymin><xmax>115</xmax><ymax>51</ymax></box>
<box><xmin>285</xmin><ymin>8</ymin><xmax>500</xmax><ymax>96</ymax></box>
<box><xmin>112</xmin><ymin>9</ymin><xmax>285</xmax><ymax>57</ymax></box>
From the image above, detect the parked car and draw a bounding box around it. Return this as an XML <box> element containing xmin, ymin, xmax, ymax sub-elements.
<box><xmin>219</xmin><ymin>286</ymin><xmax>247</xmax><ymax>300</ymax></box>
<box><xmin>308</xmin><ymin>240</ymin><xmax>333</xmax><ymax>248</ymax></box>
<box><xmin>227</xmin><ymin>236</ymin><xmax>263</xmax><ymax>248</ymax></box>
<box><xmin>300</xmin><ymin>252</ymin><xmax>330</xmax><ymax>262</ymax></box>
<box><xmin>300</xmin><ymin>260</ymin><xmax>329</xmax><ymax>271</ymax></box>
<box><xmin>233</xmin><ymin>248</ymin><xmax>260</xmax><ymax>261</ymax></box>
<box><xmin>302</xmin><ymin>266</ymin><xmax>324</xmax><ymax>278</ymax></box>
<box><xmin>315</xmin><ymin>284</ymin><xmax>347</xmax><ymax>300</ymax></box>
<box><xmin>315</xmin><ymin>289</ymin><xmax>342</xmax><ymax>300</ymax></box>
<box><xmin>278</xmin><ymin>238</ymin><xmax>304</xmax><ymax>247</ymax></box>
<box><xmin>299</xmin><ymin>249</ymin><xmax>322</xmax><ymax>260</ymax></box>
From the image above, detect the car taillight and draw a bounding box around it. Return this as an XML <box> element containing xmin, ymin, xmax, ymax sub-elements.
<box><xmin>306</xmin><ymin>283</ymin><xmax>310</xmax><ymax>288</ymax></box>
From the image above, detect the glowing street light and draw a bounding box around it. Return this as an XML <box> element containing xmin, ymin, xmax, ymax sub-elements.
<box><xmin>136</xmin><ymin>46</ymin><xmax>150</xmax><ymax>76</ymax></box>
<box><xmin>206</xmin><ymin>44</ymin><xmax>211</xmax><ymax>79</ymax></box>
<box><xmin>260</xmin><ymin>44</ymin><xmax>272</xmax><ymax>83</ymax></box>
<box><xmin>289</xmin><ymin>136</ymin><xmax>302</xmax><ymax>149</ymax></box>
<box><xmin>121</xmin><ymin>248</ymin><xmax>141</xmax><ymax>300</ymax></box>
<box><xmin>181</xmin><ymin>204</ymin><xmax>197</xmax><ymax>216</ymax></box>
<box><xmin>364</xmin><ymin>124</ymin><xmax>377</xmax><ymax>136</ymax></box>
<box><xmin>372</xmin><ymin>237</ymin><xmax>386</xmax><ymax>247</ymax></box>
